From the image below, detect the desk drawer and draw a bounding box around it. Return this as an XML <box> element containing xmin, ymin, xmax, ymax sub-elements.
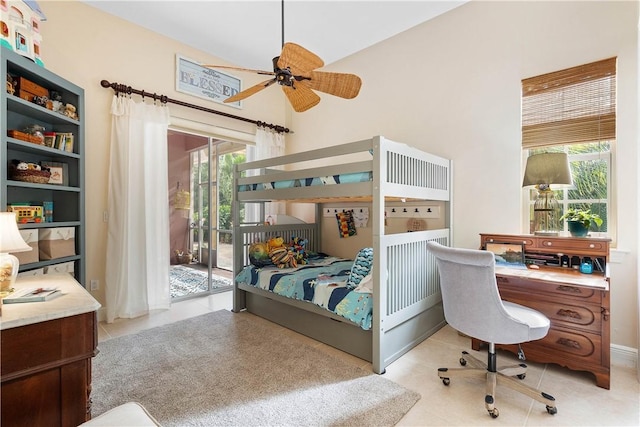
<box><xmin>533</xmin><ymin>326</ymin><xmax>602</xmax><ymax>364</ymax></box>
<box><xmin>537</xmin><ymin>238</ymin><xmax>608</xmax><ymax>255</ymax></box>
<box><xmin>481</xmin><ymin>235</ymin><xmax>535</xmax><ymax>248</ymax></box>
<box><xmin>503</xmin><ymin>293</ymin><xmax>602</xmax><ymax>333</ymax></box>
<box><xmin>497</xmin><ymin>275</ymin><xmax>604</xmax><ymax>304</ymax></box>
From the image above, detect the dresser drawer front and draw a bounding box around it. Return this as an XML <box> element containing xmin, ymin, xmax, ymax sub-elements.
<box><xmin>535</xmin><ymin>327</ymin><xmax>601</xmax><ymax>363</ymax></box>
<box><xmin>503</xmin><ymin>295</ymin><xmax>601</xmax><ymax>332</ymax></box>
<box><xmin>482</xmin><ymin>235</ymin><xmax>535</xmax><ymax>248</ymax></box>
<box><xmin>537</xmin><ymin>238</ymin><xmax>608</xmax><ymax>255</ymax></box>
<box><xmin>497</xmin><ymin>275</ymin><xmax>603</xmax><ymax>304</ymax></box>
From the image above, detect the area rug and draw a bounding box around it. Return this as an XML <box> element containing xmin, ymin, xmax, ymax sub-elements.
<box><xmin>92</xmin><ymin>310</ymin><xmax>420</xmax><ymax>426</ymax></box>
<box><xmin>169</xmin><ymin>264</ymin><xmax>232</xmax><ymax>298</ymax></box>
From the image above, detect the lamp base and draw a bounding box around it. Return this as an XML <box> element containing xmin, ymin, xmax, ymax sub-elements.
<box><xmin>533</xmin><ymin>188</ymin><xmax>561</xmax><ymax>235</ymax></box>
<box><xmin>0</xmin><ymin>252</ymin><xmax>19</xmax><ymax>293</ymax></box>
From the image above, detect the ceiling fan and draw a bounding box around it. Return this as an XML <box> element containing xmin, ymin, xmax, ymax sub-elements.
<box><xmin>203</xmin><ymin>2</ymin><xmax>362</xmax><ymax>112</ymax></box>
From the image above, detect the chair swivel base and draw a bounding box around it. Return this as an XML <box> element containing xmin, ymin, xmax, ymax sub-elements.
<box><xmin>438</xmin><ymin>350</ymin><xmax>557</xmax><ymax>419</ymax></box>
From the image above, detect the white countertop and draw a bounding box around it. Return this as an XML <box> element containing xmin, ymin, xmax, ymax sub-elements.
<box><xmin>0</xmin><ymin>274</ymin><xmax>101</xmax><ymax>330</ymax></box>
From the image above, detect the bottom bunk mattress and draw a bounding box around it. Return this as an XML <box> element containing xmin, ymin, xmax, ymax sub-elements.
<box><xmin>235</xmin><ymin>255</ymin><xmax>373</xmax><ymax>330</ymax></box>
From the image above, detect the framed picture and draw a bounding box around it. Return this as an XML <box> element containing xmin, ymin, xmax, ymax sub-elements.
<box><xmin>485</xmin><ymin>242</ymin><xmax>526</xmax><ymax>268</ymax></box>
<box><xmin>175</xmin><ymin>54</ymin><xmax>242</xmax><ymax>108</ymax></box>
<box><xmin>41</xmin><ymin>161</ymin><xmax>68</xmax><ymax>186</ymax></box>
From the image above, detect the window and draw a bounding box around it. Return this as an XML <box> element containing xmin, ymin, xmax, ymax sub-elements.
<box><xmin>522</xmin><ymin>58</ymin><xmax>616</xmax><ymax>236</ymax></box>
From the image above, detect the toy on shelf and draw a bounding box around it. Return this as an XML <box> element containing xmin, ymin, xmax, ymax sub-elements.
<box><xmin>7</xmin><ymin>204</ymin><xmax>43</xmax><ymax>223</ymax></box>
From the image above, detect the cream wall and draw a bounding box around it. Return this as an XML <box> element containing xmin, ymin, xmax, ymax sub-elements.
<box><xmin>35</xmin><ymin>1</ymin><xmax>638</xmax><ymax>353</ymax></box>
<box><xmin>288</xmin><ymin>1</ymin><xmax>639</xmax><ymax>352</ymax></box>
<box><xmin>37</xmin><ymin>1</ymin><xmax>286</xmax><ymax>308</ymax></box>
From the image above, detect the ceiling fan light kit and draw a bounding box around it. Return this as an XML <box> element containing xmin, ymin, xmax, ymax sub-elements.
<box><xmin>204</xmin><ymin>42</ymin><xmax>362</xmax><ymax>112</ymax></box>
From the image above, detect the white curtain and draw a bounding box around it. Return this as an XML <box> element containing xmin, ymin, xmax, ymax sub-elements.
<box><xmin>246</xmin><ymin>127</ymin><xmax>286</xmax><ymax>223</ymax></box>
<box><xmin>105</xmin><ymin>95</ymin><xmax>171</xmax><ymax>323</ymax></box>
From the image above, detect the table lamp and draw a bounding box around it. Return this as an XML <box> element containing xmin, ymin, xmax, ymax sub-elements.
<box><xmin>522</xmin><ymin>153</ymin><xmax>573</xmax><ymax>235</ymax></box>
<box><xmin>0</xmin><ymin>212</ymin><xmax>33</xmax><ymax>292</ymax></box>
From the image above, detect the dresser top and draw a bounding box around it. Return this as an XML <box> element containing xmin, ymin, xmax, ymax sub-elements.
<box><xmin>0</xmin><ymin>274</ymin><xmax>100</xmax><ymax>330</ymax></box>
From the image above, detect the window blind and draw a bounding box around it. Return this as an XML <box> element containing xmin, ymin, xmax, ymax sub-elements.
<box><xmin>522</xmin><ymin>57</ymin><xmax>616</xmax><ymax>149</ymax></box>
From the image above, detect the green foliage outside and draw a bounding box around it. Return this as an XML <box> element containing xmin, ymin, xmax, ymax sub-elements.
<box><xmin>531</xmin><ymin>141</ymin><xmax>609</xmax><ymax>232</ymax></box>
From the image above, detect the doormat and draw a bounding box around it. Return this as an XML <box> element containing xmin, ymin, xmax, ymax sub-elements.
<box><xmin>169</xmin><ymin>265</ymin><xmax>232</xmax><ymax>298</ymax></box>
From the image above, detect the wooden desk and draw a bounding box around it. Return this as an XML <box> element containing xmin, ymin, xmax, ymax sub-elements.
<box><xmin>1</xmin><ymin>274</ymin><xmax>101</xmax><ymax>426</ymax></box>
<box><xmin>473</xmin><ymin>233</ymin><xmax>611</xmax><ymax>389</ymax></box>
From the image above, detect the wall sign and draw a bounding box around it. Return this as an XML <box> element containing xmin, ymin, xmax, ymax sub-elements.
<box><xmin>175</xmin><ymin>55</ymin><xmax>242</xmax><ymax>108</ymax></box>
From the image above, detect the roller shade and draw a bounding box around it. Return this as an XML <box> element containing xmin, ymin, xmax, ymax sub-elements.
<box><xmin>522</xmin><ymin>57</ymin><xmax>616</xmax><ymax>148</ymax></box>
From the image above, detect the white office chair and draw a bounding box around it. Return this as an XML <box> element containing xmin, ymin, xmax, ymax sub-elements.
<box><xmin>427</xmin><ymin>241</ymin><xmax>557</xmax><ymax>419</ymax></box>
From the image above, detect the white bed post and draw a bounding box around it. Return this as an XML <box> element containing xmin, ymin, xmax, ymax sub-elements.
<box><xmin>372</xmin><ymin>135</ymin><xmax>386</xmax><ymax>374</ymax></box>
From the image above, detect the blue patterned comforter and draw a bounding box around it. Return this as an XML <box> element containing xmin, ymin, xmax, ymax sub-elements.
<box><xmin>235</xmin><ymin>256</ymin><xmax>373</xmax><ymax>330</ymax></box>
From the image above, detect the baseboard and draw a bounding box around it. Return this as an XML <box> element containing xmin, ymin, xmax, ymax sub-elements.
<box><xmin>611</xmin><ymin>344</ymin><xmax>638</xmax><ymax>369</ymax></box>
<box><xmin>96</xmin><ymin>306</ymin><xmax>107</xmax><ymax>323</ymax></box>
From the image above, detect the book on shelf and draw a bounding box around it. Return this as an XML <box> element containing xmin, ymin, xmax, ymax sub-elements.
<box><xmin>2</xmin><ymin>287</ymin><xmax>61</xmax><ymax>304</ymax></box>
<box><xmin>54</xmin><ymin>132</ymin><xmax>74</xmax><ymax>152</ymax></box>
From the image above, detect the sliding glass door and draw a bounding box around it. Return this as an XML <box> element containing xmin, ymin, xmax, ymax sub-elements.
<box><xmin>168</xmin><ymin>131</ymin><xmax>244</xmax><ymax>300</ymax></box>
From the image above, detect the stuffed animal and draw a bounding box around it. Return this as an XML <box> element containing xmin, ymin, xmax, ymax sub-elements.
<box><xmin>289</xmin><ymin>236</ymin><xmax>308</xmax><ymax>265</ymax></box>
<box><xmin>269</xmin><ymin>246</ymin><xmax>297</xmax><ymax>269</ymax></box>
<box><xmin>267</xmin><ymin>236</ymin><xmax>285</xmax><ymax>252</ymax></box>
<box><xmin>266</xmin><ymin>237</ymin><xmax>296</xmax><ymax>268</ymax></box>
<box><xmin>248</xmin><ymin>241</ymin><xmax>272</xmax><ymax>267</ymax></box>
<box><xmin>63</xmin><ymin>103</ymin><xmax>78</xmax><ymax>120</ymax></box>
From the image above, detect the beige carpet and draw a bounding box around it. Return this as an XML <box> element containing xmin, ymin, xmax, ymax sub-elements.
<box><xmin>92</xmin><ymin>310</ymin><xmax>420</xmax><ymax>426</ymax></box>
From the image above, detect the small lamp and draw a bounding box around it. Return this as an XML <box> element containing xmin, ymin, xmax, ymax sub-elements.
<box><xmin>522</xmin><ymin>153</ymin><xmax>573</xmax><ymax>235</ymax></box>
<box><xmin>0</xmin><ymin>212</ymin><xmax>32</xmax><ymax>292</ymax></box>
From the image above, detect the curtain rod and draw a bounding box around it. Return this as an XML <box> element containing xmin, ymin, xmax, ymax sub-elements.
<box><xmin>100</xmin><ymin>80</ymin><xmax>290</xmax><ymax>133</ymax></box>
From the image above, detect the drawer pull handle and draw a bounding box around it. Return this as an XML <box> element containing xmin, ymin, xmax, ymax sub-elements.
<box><xmin>557</xmin><ymin>285</ymin><xmax>582</xmax><ymax>294</ymax></box>
<box><xmin>601</xmin><ymin>307</ymin><xmax>610</xmax><ymax>321</ymax></box>
<box><xmin>557</xmin><ymin>309</ymin><xmax>582</xmax><ymax>319</ymax></box>
<box><xmin>557</xmin><ymin>337</ymin><xmax>581</xmax><ymax>349</ymax></box>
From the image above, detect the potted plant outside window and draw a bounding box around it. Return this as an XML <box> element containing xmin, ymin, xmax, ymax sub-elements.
<box><xmin>560</xmin><ymin>208</ymin><xmax>603</xmax><ymax>237</ymax></box>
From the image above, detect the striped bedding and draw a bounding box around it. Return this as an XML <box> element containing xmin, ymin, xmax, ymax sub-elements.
<box><xmin>234</xmin><ymin>256</ymin><xmax>373</xmax><ymax>330</ymax></box>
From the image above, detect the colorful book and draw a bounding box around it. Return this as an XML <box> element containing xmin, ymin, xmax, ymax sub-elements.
<box><xmin>2</xmin><ymin>287</ymin><xmax>61</xmax><ymax>304</ymax></box>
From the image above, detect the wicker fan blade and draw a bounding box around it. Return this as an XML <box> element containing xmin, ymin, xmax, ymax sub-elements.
<box><xmin>277</xmin><ymin>42</ymin><xmax>324</xmax><ymax>75</ymax></box>
<box><xmin>224</xmin><ymin>78</ymin><xmax>276</xmax><ymax>103</ymax></box>
<box><xmin>282</xmin><ymin>85</ymin><xmax>321</xmax><ymax>113</ymax></box>
<box><xmin>305</xmin><ymin>71</ymin><xmax>362</xmax><ymax>99</ymax></box>
<box><xmin>203</xmin><ymin>64</ymin><xmax>275</xmax><ymax>76</ymax></box>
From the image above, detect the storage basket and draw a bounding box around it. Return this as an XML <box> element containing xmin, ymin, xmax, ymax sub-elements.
<box><xmin>12</xmin><ymin>229</ymin><xmax>38</xmax><ymax>264</ymax></box>
<box><xmin>39</xmin><ymin>227</ymin><xmax>75</xmax><ymax>260</ymax></box>
<box><xmin>9</xmin><ymin>164</ymin><xmax>51</xmax><ymax>184</ymax></box>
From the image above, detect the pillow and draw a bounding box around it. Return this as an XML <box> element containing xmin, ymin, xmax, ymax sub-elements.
<box><xmin>336</xmin><ymin>210</ymin><xmax>357</xmax><ymax>238</ymax></box>
<box><xmin>346</xmin><ymin>247</ymin><xmax>373</xmax><ymax>289</ymax></box>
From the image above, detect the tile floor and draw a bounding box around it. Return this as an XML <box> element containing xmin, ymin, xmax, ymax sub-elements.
<box><xmin>98</xmin><ymin>292</ymin><xmax>640</xmax><ymax>426</ymax></box>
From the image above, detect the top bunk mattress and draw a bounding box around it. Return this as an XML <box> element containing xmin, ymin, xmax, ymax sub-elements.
<box><xmin>238</xmin><ymin>171</ymin><xmax>373</xmax><ymax>192</ymax></box>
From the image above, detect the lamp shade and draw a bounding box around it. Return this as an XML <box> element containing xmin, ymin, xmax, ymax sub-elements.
<box><xmin>522</xmin><ymin>153</ymin><xmax>573</xmax><ymax>187</ymax></box>
<box><xmin>0</xmin><ymin>212</ymin><xmax>31</xmax><ymax>253</ymax></box>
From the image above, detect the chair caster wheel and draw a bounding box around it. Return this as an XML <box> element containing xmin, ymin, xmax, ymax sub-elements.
<box><xmin>546</xmin><ymin>405</ymin><xmax>558</xmax><ymax>415</ymax></box>
<box><xmin>442</xmin><ymin>378</ymin><xmax>450</xmax><ymax>386</ymax></box>
<box><xmin>488</xmin><ymin>408</ymin><xmax>499</xmax><ymax>418</ymax></box>
<box><xmin>517</xmin><ymin>373</ymin><xmax>526</xmax><ymax>380</ymax></box>
<box><xmin>459</xmin><ymin>357</ymin><xmax>467</xmax><ymax>366</ymax></box>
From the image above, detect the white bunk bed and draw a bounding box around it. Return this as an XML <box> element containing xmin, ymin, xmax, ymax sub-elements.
<box><xmin>232</xmin><ymin>135</ymin><xmax>452</xmax><ymax>374</ymax></box>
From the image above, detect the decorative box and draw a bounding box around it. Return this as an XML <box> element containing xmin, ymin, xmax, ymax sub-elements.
<box><xmin>12</xmin><ymin>229</ymin><xmax>39</xmax><ymax>265</ymax></box>
<box><xmin>39</xmin><ymin>227</ymin><xmax>75</xmax><ymax>260</ymax></box>
<box><xmin>17</xmin><ymin>76</ymin><xmax>49</xmax><ymax>98</ymax></box>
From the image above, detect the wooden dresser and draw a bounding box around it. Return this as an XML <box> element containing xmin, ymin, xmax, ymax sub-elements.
<box><xmin>474</xmin><ymin>233</ymin><xmax>611</xmax><ymax>389</ymax></box>
<box><xmin>1</xmin><ymin>274</ymin><xmax>101</xmax><ymax>426</ymax></box>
